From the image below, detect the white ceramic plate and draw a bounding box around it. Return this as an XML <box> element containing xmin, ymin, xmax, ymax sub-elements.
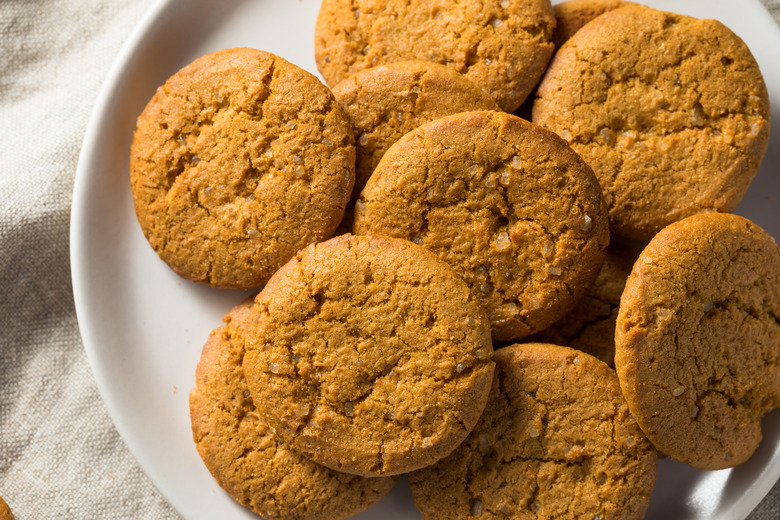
<box><xmin>71</xmin><ymin>0</ymin><xmax>780</xmax><ymax>518</ymax></box>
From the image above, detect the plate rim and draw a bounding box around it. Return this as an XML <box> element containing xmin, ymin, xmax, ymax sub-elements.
<box><xmin>69</xmin><ymin>0</ymin><xmax>178</xmax><ymax>505</ymax></box>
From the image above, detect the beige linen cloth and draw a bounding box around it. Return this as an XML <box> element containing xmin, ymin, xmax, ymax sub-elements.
<box><xmin>1</xmin><ymin>0</ymin><xmax>779</xmax><ymax>518</ymax></box>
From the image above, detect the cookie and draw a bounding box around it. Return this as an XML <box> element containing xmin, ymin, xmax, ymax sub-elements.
<box><xmin>0</xmin><ymin>497</ymin><xmax>13</xmax><ymax>520</ymax></box>
<box><xmin>409</xmin><ymin>343</ymin><xmax>658</xmax><ymax>520</ymax></box>
<box><xmin>552</xmin><ymin>0</ymin><xmax>632</xmax><ymax>48</ymax></box>
<box><xmin>190</xmin><ymin>298</ymin><xmax>396</xmax><ymax>520</ymax></box>
<box><xmin>331</xmin><ymin>59</ymin><xmax>499</xmax><ymax>231</ymax></box>
<box><xmin>353</xmin><ymin>110</ymin><xmax>609</xmax><ymax>342</ymax></box>
<box><xmin>130</xmin><ymin>47</ymin><xmax>355</xmax><ymax>289</ymax></box>
<box><xmin>529</xmin><ymin>239</ymin><xmax>642</xmax><ymax>367</ymax></box>
<box><xmin>615</xmin><ymin>213</ymin><xmax>780</xmax><ymax>469</ymax></box>
<box><xmin>314</xmin><ymin>0</ymin><xmax>556</xmax><ymax>112</ymax></box>
<box><xmin>533</xmin><ymin>5</ymin><xmax>770</xmax><ymax>240</ymax></box>
<box><xmin>241</xmin><ymin>234</ymin><xmax>495</xmax><ymax>477</ymax></box>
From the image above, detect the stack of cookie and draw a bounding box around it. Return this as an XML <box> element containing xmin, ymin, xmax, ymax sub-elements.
<box><xmin>127</xmin><ymin>0</ymin><xmax>778</xmax><ymax>518</ymax></box>
<box><xmin>189</xmin><ymin>234</ymin><xmax>497</xmax><ymax>519</ymax></box>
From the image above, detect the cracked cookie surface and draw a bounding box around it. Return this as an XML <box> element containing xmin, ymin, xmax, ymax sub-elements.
<box><xmin>533</xmin><ymin>5</ymin><xmax>770</xmax><ymax>240</ymax></box>
<box><xmin>241</xmin><ymin>234</ymin><xmax>495</xmax><ymax>477</ymax></box>
<box><xmin>353</xmin><ymin>111</ymin><xmax>609</xmax><ymax>342</ymax></box>
<box><xmin>190</xmin><ymin>299</ymin><xmax>396</xmax><ymax>520</ymax></box>
<box><xmin>331</xmin><ymin>59</ymin><xmax>499</xmax><ymax>232</ymax></box>
<box><xmin>552</xmin><ymin>0</ymin><xmax>633</xmax><ymax>48</ymax></box>
<box><xmin>409</xmin><ymin>343</ymin><xmax>657</xmax><ymax>520</ymax></box>
<box><xmin>615</xmin><ymin>213</ymin><xmax>780</xmax><ymax>470</ymax></box>
<box><xmin>130</xmin><ymin>47</ymin><xmax>355</xmax><ymax>289</ymax></box>
<box><xmin>314</xmin><ymin>0</ymin><xmax>556</xmax><ymax>112</ymax></box>
<box><xmin>529</xmin><ymin>239</ymin><xmax>642</xmax><ymax>367</ymax></box>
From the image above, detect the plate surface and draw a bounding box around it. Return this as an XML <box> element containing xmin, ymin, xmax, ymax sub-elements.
<box><xmin>71</xmin><ymin>0</ymin><xmax>780</xmax><ymax>518</ymax></box>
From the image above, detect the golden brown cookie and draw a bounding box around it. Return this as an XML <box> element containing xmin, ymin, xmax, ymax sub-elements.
<box><xmin>241</xmin><ymin>234</ymin><xmax>495</xmax><ymax>477</ymax></box>
<box><xmin>409</xmin><ymin>343</ymin><xmax>657</xmax><ymax>520</ymax></box>
<box><xmin>615</xmin><ymin>213</ymin><xmax>780</xmax><ymax>470</ymax></box>
<box><xmin>0</xmin><ymin>496</ymin><xmax>14</xmax><ymax>520</ymax></box>
<box><xmin>552</xmin><ymin>0</ymin><xmax>632</xmax><ymax>48</ymax></box>
<box><xmin>130</xmin><ymin>47</ymin><xmax>355</xmax><ymax>289</ymax></box>
<box><xmin>353</xmin><ymin>110</ymin><xmax>609</xmax><ymax>343</ymax></box>
<box><xmin>314</xmin><ymin>0</ymin><xmax>556</xmax><ymax>112</ymax></box>
<box><xmin>533</xmin><ymin>5</ymin><xmax>770</xmax><ymax>240</ymax></box>
<box><xmin>190</xmin><ymin>298</ymin><xmax>396</xmax><ymax>520</ymax></box>
<box><xmin>528</xmin><ymin>239</ymin><xmax>643</xmax><ymax>367</ymax></box>
<box><xmin>331</xmin><ymin>60</ymin><xmax>499</xmax><ymax>232</ymax></box>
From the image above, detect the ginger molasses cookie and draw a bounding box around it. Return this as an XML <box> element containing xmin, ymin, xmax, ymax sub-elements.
<box><xmin>130</xmin><ymin>47</ymin><xmax>355</xmax><ymax>289</ymax></box>
<box><xmin>331</xmin><ymin>60</ymin><xmax>499</xmax><ymax>230</ymax></box>
<box><xmin>529</xmin><ymin>239</ymin><xmax>642</xmax><ymax>367</ymax></box>
<box><xmin>552</xmin><ymin>0</ymin><xmax>632</xmax><ymax>48</ymax></box>
<box><xmin>0</xmin><ymin>496</ymin><xmax>14</xmax><ymax>520</ymax></box>
<box><xmin>241</xmin><ymin>234</ymin><xmax>495</xmax><ymax>477</ymax></box>
<box><xmin>353</xmin><ymin>111</ymin><xmax>609</xmax><ymax>343</ymax></box>
<box><xmin>315</xmin><ymin>0</ymin><xmax>556</xmax><ymax>112</ymax></box>
<box><xmin>190</xmin><ymin>299</ymin><xmax>396</xmax><ymax>520</ymax></box>
<box><xmin>615</xmin><ymin>213</ymin><xmax>780</xmax><ymax>470</ymax></box>
<box><xmin>533</xmin><ymin>5</ymin><xmax>770</xmax><ymax>240</ymax></box>
<box><xmin>409</xmin><ymin>343</ymin><xmax>657</xmax><ymax>520</ymax></box>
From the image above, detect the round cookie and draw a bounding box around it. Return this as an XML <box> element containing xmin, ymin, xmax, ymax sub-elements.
<box><xmin>0</xmin><ymin>496</ymin><xmax>13</xmax><ymax>520</ymax></box>
<box><xmin>552</xmin><ymin>0</ymin><xmax>633</xmax><ymax>48</ymax></box>
<box><xmin>331</xmin><ymin>60</ymin><xmax>499</xmax><ymax>215</ymax></box>
<box><xmin>409</xmin><ymin>343</ymin><xmax>658</xmax><ymax>520</ymax></box>
<box><xmin>529</xmin><ymin>239</ymin><xmax>643</xmax><ymax>367</ymax></box>
<box><xmin>241</xmin><ymin>234</ymin><xmax>495</xmax><ymax>477</ymax></box>
<box><xmin>533</xmin><ymin>5</ymin><xmax>770</xmax><ymax>240</ymax></box>
<box><xmin>190</xmin><ymin>298</ymin><xmax>397</xmax><ymax>520</ymax></box>
<box><xmin>353</xmin><ymin>110</ymin><xmax>609</xmax><ymax>343</ymax></box>
<box><xmin>615</xmin><ymin>213</ymin><xmax>780</xmax><ymax>470</ymax></box>
<box><xmin>314</xmin><ymin>0</ymin><xmax>556</xmax><ymax>112</ymax></box>
<box><xmin>130</xmin><ymin>47</ymin><xmax>355</xmax><ymax>289</ymax></box>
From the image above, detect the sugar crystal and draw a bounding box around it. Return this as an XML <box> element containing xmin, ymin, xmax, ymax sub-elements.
<box><xmin>494</xmin><ymin>231</ymin><xmax>511</xmax><ymax>251</ymax></box>
<box><xmin>580</xmin><ymin>214</ymin><xmax>592</xmax><ymax>231</ymax></box>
